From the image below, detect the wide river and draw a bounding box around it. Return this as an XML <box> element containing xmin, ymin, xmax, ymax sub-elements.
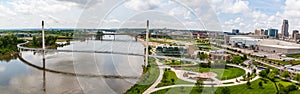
<box><xmin>0</xmin><ymin>35</ymin><xmax>145</xmax><ymax>94</ymax></box>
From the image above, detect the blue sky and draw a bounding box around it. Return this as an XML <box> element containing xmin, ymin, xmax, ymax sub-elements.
<box><xmin>0</xmin><ymin>0</ymin><xmax>300</xmax><ymax>33</ymax></box>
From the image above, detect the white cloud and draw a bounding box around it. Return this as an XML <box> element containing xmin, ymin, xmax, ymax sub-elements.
<box><xmin>124</xmin><ymin>0</ymin><xmax>162</xmax><ymax>11</ymax></box>
<box><xmin>57</xmin><ymin>0</ymin><xmax>103</xmax><ymax>8</ymax></box>
<box><xmin>9</xmin><ymin>0</ymin><xmax>77</xmax><ymax>14</ymax></box>
<box><xmin>283</xmin><ymin>0</ymin><xmax>300</xmax><ymax>18</ymax></box>
<box><xmin>281</xmin><ymin>0</ymin><xmax>300</xmax><ymax>31</ymax></box>
<box><xmin>0</xmin><ymin>66</ymin><xmax>5</xmax><ymax>72</ymax></box>
<box><xmin>224</xmin><ymin>17</ymin><xmax>243</xmax><ymax>25</ymax></box>
<box><xmin>168</xmin><ymin>7</ymin><xmax>191</xmax><ymax>20</ymax></box>
<box><xmin>221</xmin><ymin>0</ymin><xmax>250</xmax><ymax>14</ymax></box>
<box><xmin>0</xmin><ymin>5</ymin><xmax>15</xmax><ymax>17</ymax></box>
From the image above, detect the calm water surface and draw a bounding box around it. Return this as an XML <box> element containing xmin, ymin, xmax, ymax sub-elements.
<box><xmin>0</xmin><ymin>35</ymin><xmax>145</xmax><ymax>94</ymax></box>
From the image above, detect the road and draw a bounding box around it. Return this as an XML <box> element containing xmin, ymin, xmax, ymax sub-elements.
<box><xmin>213</xmin><ymin>43</ymin><xmax>300</xmax><ymax>76</ymax></box>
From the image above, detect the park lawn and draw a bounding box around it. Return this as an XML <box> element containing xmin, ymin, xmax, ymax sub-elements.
<box><xmin>151</xmin><ymin>87</ymin><xmax>195</xmax><ymax>94</ymax></box>
<box><xmin>273</xmin><ymin>59</ymin><xmax>300</xmax><ymax>65</ymax></box>
<box><xmin>153</xmin><ymin>78</ymin><xmax>300</xmax><ymax>94</ymax></box>
<box><xmin>156</xmin><ymin>69</ymin><xmax>193</xmax><ymax>88</ymax></box>
<box><xmin>155</xmin><ymin>79</ymin><xmax>274</xmax><ymax>94</ymax></box>
<box><xmin>158</xmin><ymin>59</ymin><xmax>193</xmax><ymax>66</ymax></box>
<box><xmin>126</xmin><ymin>57</ymin><xmax>160</xmax><ymax>94</ymax></box>
<box><xmin>183</xmin><ymin>66</ymin><xmax>245</xmax><ymax>80</ymax></box>
<box><xmin>150</xmin><ymin>39</ymin><xmax>173</xmax><ymax>45</ymax></box>
<box><xmin>287</xmin><ymin>53</ymin><xmax>300</xmax><ymax>58</ymax></box>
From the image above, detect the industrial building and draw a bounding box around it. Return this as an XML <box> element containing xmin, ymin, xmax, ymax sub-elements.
<box><xmin>228</xmin><ymin>36</ymin><xmax>300</xmax><ymax>54</ymax></box>
<box><xmin>156</xmin><ymin>45</ymin><xmax>188</xmax><ymax>56</ymax></box>
<box><xmin>224</xmin><ymin>35</ymin><xmax>267</xmax><ymax>45</ymax></box>
<box><xmin>209</xmin><ymin>50</ymin><xmax>231</xmax><ymax>60</ymax></box>
<box><xmin>229</xmin><ymin>37</ymin><xmax>261</xmax><ymax>50</ymax></box>
<box><xmin>257</xmin><ymin>39</ymin><xmax>300</xmax><ymax>54</ymax></box>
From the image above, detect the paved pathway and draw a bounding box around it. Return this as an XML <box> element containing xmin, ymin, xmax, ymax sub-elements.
<box><xmin>143</xmin><ymin>58</ymin><xmax>166</xmax><ymax>94</ymax></box>
<box><xmin>144</xmin><ymin>60</ymin><xmax>260</xmax><ymax>93</ymax></box>
<box><xmin>149</xmin><ymin>55</ymin><xmax>206</xmax><ymax>63</ymax></box>
<box><xmin>151</xmin><ymin>75</ymin><xmax>260</xmax><ymax>93</ymax></box>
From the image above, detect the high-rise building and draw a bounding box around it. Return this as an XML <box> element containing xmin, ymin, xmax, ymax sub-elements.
<box><xmin>232</xmin><ymin>29</ymin><xmax>239</xmax><ymax>34</ymax></box>
<box><xmin>292</xmin><ymin>30</ymin><xmax>299</xmax><ymax>38</ymax></box>
<box><xmin>264</xmin><ymin>30</ymin><xmax>268</xmax><ymax>36</ymax></box>
<box><xmin>255</xmin><ymin>29</ymin><xmax>264</xmax><ymax>35</ymax></box>
<box><xmin>281</xmin><ymin>19</ymin><xmax>289</xmax><ymax>38</ymax></box>
<box><xmin>265</xmin><ymin>28</ymin><xmax>278</xmax><ymax>39</ymax></box>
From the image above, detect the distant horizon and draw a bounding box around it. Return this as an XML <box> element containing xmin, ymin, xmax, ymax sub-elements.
<box><xmin>0</xmin><ymin>27</ymin><xmax>218</xmax><ymax>31</ymax></box>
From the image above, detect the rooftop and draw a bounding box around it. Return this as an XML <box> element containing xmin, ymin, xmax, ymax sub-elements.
<box><xmin>259</xmin><ymin>44</ymin><xmax>300</xmax><ymax>49</ymax></box>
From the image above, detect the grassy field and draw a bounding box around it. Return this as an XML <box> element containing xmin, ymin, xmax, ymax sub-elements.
<box><xmin>153</xmin><ymin>78</ymin><xmax>300</xmax><ymax>94</ymax></box>
<box><xmin>287</xmin><ymin>54</ymin><xmax>300</xmax><ymax>58</ymax></box>
<box><xmin>158</xmin><ymin>59</ymin><xmax>193</xmax><ymax>66</ymax></box>
<box><xmin>183</xmin><ymin>66</ymin><xmax>245</xmax><ymax>80</ymax></box>
<box><xmin>126</xmin><ymin>57</ymin><xmax>160</xmax><ymax>94</ymax></box>
<box><xmin>150</xmin><ymin>39</ymin><xmax>173</xmax><ymax>45</ymax></box>
<box><xmin>156</xmin><ymin>69</ymin><xmax>193</xmax><ymax>88</ymax></box>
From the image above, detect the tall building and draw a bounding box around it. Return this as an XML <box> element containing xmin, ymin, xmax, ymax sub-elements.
<box><xmin>255</xmin><ymin>29</ymin><xmax>264</xmax><ymax>35</ymax></box>
<box><xmin>281</xmin><ymin>19</ymin><xmax>289</xmax><ymax>38</ymax></box>
<box><xmin>265</xmin><ymin>28</ymin><xmax>278</xmax><ymax>39</ymax></box>
<box><xmin>264</xmin><ymin>30</ymin><xmax>268</xmax><ymax>36</ymax></box>
<box><xmin>292</xmin><ymin>30</ymin><xmax>299</xmax><ymax>38</ymax></box>
<box><xmin>232</xmin><ymin>29</ymin><xmax>239</xmax><ymax>34</ymax></box>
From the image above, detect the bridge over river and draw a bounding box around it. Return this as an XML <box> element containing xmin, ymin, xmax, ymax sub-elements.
<box><xmin>17</xmin><ymin>41</ymin><xmax>206</xmax><ymax>80</ymax></box>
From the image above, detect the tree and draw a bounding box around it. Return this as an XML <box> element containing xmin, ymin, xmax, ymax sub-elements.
<box><xmin>259</xmin><ymin>70</ymin><xmax>267</xmax><ymax>78</ymax></box>
<box><xmin>267</xmin><ymin>72</ymin><xmax>276</xmax><ymax>82</ymax></box>
<box><xmin>253</xmin><ymin>69</ymin><xmax>257</xmax><ymax>74</ymax></box>
<box><xmin>265</xmin><ymin>68</ymin><xmax>270</xmax><ymax>74</ymax></box>
<box><xmin>96</xmin><ymin>31</ymin><xmax>104</xmax><ymax>40</ymax></box>
<box><xmin>258</xmin><ymin>81</ymin><xmax>263</xmax><ymax>88</ymax></box>
<box><xmin>199</xmin><ymin>53</ymin><xmax>209</xmax><ymax>60</ymax></box>
<box><xmin>225</xmin><ymin>59</ymin><xmax>231</xmax><ymax>64</ymax></box>
<box><xmin>32</xmin><ymin>36</ymin><xmax>37</xmax><ymax>46</ymax></box>
<box><xmin>195</xmin><ymin>78</ymin><xmax>204</xmax><ymax>91</ymax></box>
<box><xmin>232</xmin><ymin>56</ymin><xmax>243</xmax><ymax>64</ymax></box>
<box><xmin>278</xmin><ymin>83</ymin><xmax>285</xmax><ymax>94</ymax></box>
<box><xmin>246</xmin><ymin>80</ymin><xmax>251</xmax><ymax>89</ymax></box>
<box><xmin>242</xmin><ymin>54</ymin><xmax>247</xmax><ymax>60</ymax></box>
<box><xmin>267</xmin><ymin>72</ymin><xmax>279</xmax><ymax>93</ymax></box>
<box><xmin>282</xmin><ymin>70</ymin><xmax>290</xmax><ymax>79</ymax></box>
<box><xmin>220</xmin><ymin>87</ymin><xmax>230</xmax><ymax>94</ymax></box>
<box><xmin>247</xmin><ymin>72</ymin><xmax>251</xmax><ymax>78</ymax></box>
<box><xmin>272</xmin><ymin>69</ymin><xmax>279</xmax><ymax>75</ymax></box>
<box><xmin>294</xmin><ymin>74</ymin><xmax>300</xmax><ymax>83</ymax></box>
<box><xmin>286</xmin><ymin>84</ymin><xmax>298</xmax><ymax>92</ymax></box>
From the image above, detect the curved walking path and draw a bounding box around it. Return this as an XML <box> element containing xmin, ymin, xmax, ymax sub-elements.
<box><xmin>17</xmin><ymin>53</ymin><xmax>139</xmax><ymax>79</ymax></box>
<box><xmin>143</xmin><ymin>58</ymin><xmax>260</xmax><ymax>93</ymax></box>
<box><xmin>143</xmin><ymin>58</ymin><xmax>167</xmax><ymax>94</ymax></box>
<box><xmin>149</xmin><ymin>55</ymin><xmax>207</xmax><ymax>63</ymax></box>
<box><xmin>151</xmin><ymin>75</ymin><xmax>260</xmax><ymax>93</ymax></box>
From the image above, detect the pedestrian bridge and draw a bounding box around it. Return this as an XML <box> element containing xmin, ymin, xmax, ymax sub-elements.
<box><xmin>17</xmin><ymin>42</ymin><xmax>207</xmax><ymax>63</ymax></box>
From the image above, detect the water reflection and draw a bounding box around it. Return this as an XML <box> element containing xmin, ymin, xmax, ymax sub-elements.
<box><xmin>0</xmin><ymin>53</ymin><xmax>18</xmax><ymax>62</ymax></box>
<box><xmin>0</xmin><ymin>35</ymin><xmax>144</xmax><ymax>93</ymax></box>
<box><xmin>43</xmin><ymin>57</ymin><xmax>46</xmax><ymax>93</ymax></box>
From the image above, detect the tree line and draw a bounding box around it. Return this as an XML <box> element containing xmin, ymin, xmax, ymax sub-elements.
<box><xmin>30</xmin><ymin>36</ymin><xmax>58</xmax><ymax>48</ymax></box>
<box><xmin>0</xmin><ymin>35</ymin><xmax>24</xmax><ymax>54</ymax></box>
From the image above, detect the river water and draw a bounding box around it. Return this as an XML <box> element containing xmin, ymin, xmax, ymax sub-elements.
<box><xmin>0</xmin><ymin>35</ymin><xmax>145</xmax><ymax>94</ymax></box>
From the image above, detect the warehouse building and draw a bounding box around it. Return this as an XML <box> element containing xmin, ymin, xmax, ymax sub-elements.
<box><xmin>257</xmin><ymin>39</ymin><xmax>300</xmax><ymax>54</ymax></box>
<box><xmin>229</xmin><ymin>36</ymin><xmax>300</xmax><ymax>54</ymax></box>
